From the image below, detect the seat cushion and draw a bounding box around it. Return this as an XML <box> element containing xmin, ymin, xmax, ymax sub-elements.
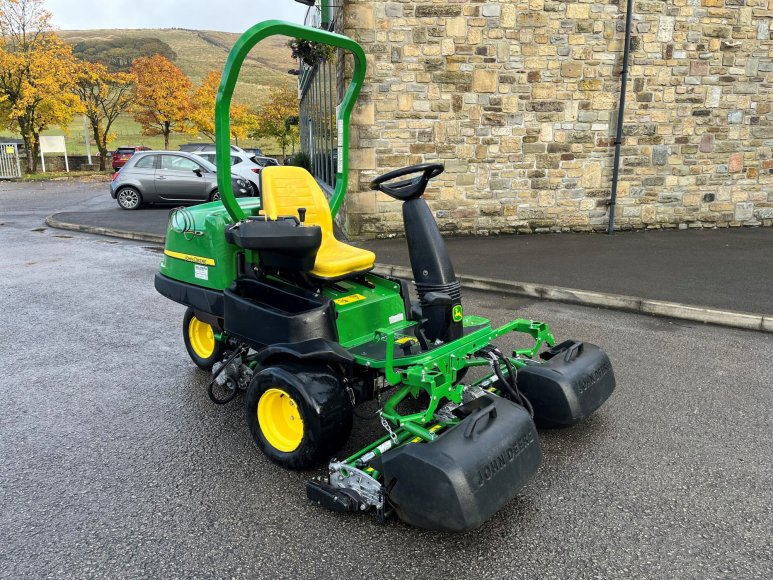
<box><xmin>311</xmin><ymin>238</ymin><xmax>376</xmax><ymax>280</ymax></box>
<box><xmin>261</xmin><ymin>166</ymin><xmax>377</xmax><ymax>281</ymax></box>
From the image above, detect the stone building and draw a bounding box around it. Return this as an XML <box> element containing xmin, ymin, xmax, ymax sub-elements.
<box><xmin>322</xmin><ymin>0</ymin><xmax>773</xmax><ymax>238</ymax></box>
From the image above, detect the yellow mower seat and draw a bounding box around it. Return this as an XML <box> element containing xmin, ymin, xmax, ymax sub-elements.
<box><xmin>260</xmin><ymin>166</ymin><xmax>376</xmax><ymax>281</ymax></box>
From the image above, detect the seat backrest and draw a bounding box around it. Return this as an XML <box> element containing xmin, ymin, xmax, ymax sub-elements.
<box><xmin>260</xmin><ymin>167</ymin><xmax>334</xmax><ymax>240</ymax></box>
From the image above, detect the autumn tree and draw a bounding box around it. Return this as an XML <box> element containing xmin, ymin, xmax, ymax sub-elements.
<box><xmin>0</xmin><ymin>0</ymin><xmax>81</xmax><ymax>172</ymax></box>
<box><xmin>230</xmin><ymin>105</ymin><xmax>257</xmax><ymax>145</ymax></box>
<box><xmin>74</xmin><ymin>62</ymin><xmax>134</xmax><ymax>170</ymax></box>
<box><xmin>190</xmin><ymin>70</ymin><xmax>256</xmax><ymax>144</ymax></box>
<box><xmin>130</xmin><ymin>55</ymin><xmax>193</xmax><ymax>149</ymax></box>
<box><xmin>250</xmin><ymin>86</ymin><xmax>299</xmax><ymax>160</ymax></box>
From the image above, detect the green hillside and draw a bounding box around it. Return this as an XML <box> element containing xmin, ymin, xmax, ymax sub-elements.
<box><xmin>0</xmin><ymin>29</ymin><xmax>298</xmax><ymax>158</ymax></box>
<box><xmin>59</xmin><ymin>28</ymin><xmax>296</xmax><ymax>100</ymax></box>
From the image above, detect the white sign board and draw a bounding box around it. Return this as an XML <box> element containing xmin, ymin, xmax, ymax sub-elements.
<box><xmin>40</xmin><ymin>136</ymin><xmax>67</xmax><ymax>153</ymax></box>
<box><xmin>39</xmin><ymin>135</ymin><xmax>68</xmax><ymax>172</ymax></box>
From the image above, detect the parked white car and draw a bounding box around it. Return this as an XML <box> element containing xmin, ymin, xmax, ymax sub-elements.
<box><xmin>190</xmin><ymin>146</ymin><xmax>265</xmax><ymax>195</ymax></box>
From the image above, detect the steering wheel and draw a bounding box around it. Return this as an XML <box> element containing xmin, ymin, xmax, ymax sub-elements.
<box><xmin>369</xmin><ymin>163</ymin><xmax>445</xmax><ymax>201</ymax></box>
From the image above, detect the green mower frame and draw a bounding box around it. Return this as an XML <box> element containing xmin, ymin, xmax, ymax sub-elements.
<box><xmin>155</xmin><ymin>20</ymin><xmax>616</xmax><ymax>532</ymax></box>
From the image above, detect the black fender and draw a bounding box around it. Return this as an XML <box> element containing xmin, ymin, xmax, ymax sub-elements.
<box><xmin>255</xmin><ymin>338</ymin><xmax>354</xmax><ymax>368</ymax></box>
<box><xmin>155</xmin><ymin>273</ymin><xmax>224</xmax><ymax>318</ymax></box>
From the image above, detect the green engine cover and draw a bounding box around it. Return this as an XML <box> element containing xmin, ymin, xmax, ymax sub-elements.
<box><xmin>159</xmin><ymin>198</ymin><xmax>262</xmax><ymax>291</ymax></box>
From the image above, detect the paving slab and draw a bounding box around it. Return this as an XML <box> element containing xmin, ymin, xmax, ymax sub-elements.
<box><xmin>361</xmin><ymin>228</ymin><xmax>773</xmax><ymax>315</ymax></box>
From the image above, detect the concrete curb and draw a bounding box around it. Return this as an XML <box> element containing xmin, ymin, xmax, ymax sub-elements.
<box><xmin>371</xmin><ymin>264</ymin><xmax>773</xmax><ymax>334</ymax></box>
<box><xmin>45</xmin><ymin>215</ymin><xmax>165</xmax><ymax>244</ymax></box>
<box><xmin>46</xmin><ymin>214</ymin><xmax>772</xmax><ymax>334</ymax></box>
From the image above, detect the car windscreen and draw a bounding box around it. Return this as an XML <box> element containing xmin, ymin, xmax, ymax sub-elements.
<box><xmin>116</xmin><ymin>148</ymin><xmax>135</xmax><ymax>154</ymax></box>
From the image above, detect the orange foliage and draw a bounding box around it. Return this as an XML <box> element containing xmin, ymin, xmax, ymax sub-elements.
<box><xmin>0</xmin><ymin>0</ymin><xmax>81</xmax><ymax>172</ymax></box>
<box><xmin>130</xmin><ymin>54</ymin><xmax>193</xmax><ymax>149</ymax></box>
<box><xmin>74</xmin><ymin>62</ymin><xmax>134</xmax><ymax>170</ymax></box>
<box><xmin>251</xmin><ymin>86</ymin><xmax>299</xmax><ymax>158</ymax></box>
<box><xmin>190</xmin><ymin>70</ymin><xmax>257</xmax><ymax>143</ymax></box>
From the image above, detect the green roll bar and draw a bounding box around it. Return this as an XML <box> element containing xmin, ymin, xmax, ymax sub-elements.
<box><xmin>214</xmin><ymin>19</ymin><xmax>367</xmax><ymax>223</ymax></box>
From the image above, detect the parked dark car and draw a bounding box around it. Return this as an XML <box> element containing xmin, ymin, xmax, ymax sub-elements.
<box><xmin>111</xmin><ymin>146</ymin><xmax>152</xmax><ymax>170</ymax></box>
<box><xmin>110</xmin><ymin>151</ymin><xmax>251</xmax><ymax>210</ymax></box>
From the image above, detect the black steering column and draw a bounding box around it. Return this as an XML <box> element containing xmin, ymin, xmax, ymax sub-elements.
<box><xmin>370</xmin><ymin>164</ymin><xmax>462</xmax><ymax>344</ymax></box>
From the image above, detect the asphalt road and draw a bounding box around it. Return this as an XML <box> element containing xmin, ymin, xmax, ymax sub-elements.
<box><xmin>1</xmin><ymin>182</ymin><xmax>771</xmax><ymax>578</ymax></box>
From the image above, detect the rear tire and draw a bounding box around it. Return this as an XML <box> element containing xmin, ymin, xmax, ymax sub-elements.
<box><xmin>245</xmin><ymin>362</ymin><xmax>353</xmax><ymax>470</ymax></box>
<box><xmin>183</xmin><ymin>307</ymin><xmax>225</xmax><ymax>370</ymax></box>
<box><xmin>116</xmin><ymin>187</ymin><xmax>142</xmax><ymax>210</ymax></box>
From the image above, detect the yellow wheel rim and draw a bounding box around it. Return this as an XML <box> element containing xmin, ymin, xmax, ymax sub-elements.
<box><xmin>188</xmin><ymin>316</ymin><xmax>215</xmax><ymax>359</ymax></box>
<box><xmin>257</xmin><ymin>388</ymin><xmax>304</xmax><ymax>452</ymax></box>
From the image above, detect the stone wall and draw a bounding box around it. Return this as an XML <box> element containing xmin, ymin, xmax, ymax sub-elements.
<box><xmin>341</xmin><ymin>0</ymin><xmax>773</xmax><ymax>238</ymax></box>
<box><xmin>19</xmin><ymin>155</ymin><xmax>102</xmax><ymax>173</ymax></box>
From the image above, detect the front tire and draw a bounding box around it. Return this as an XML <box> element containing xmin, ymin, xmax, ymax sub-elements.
<box><xmin>245</xmin><ymin>362</ymin><xmax>353</xmax><ymax>470</ymax></box>
<box><xmin>183</xmin><ymin>307</ymin><xmax>225</xmax><ymax>370</ymax></box>
<box><xmin>116</xmin><ymin>187</ymin><xmax>142</xmax><ymax>210</ymax></box>
<box><xmin>209</xmin><ymin>189</ymin><xmax>221</xmax><ymax>202</ymax></box>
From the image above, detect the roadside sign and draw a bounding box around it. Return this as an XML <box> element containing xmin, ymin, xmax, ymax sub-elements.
<box><xmin>39</xmin><ymin>135</ymin><xmax>69</xmax><ymax>173</ymax></box>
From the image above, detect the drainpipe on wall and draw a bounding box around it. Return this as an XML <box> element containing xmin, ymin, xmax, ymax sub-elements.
<box><xmin>607</xmin><ymin>0</ymin><xmax>635</xmax><ymax>235</ymax></box>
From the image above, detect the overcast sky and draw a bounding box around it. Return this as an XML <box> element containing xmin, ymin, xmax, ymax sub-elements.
<box><xmin>47</xmin><ymin>0</ymin><xmax>309</xmax><ymax>32</ymax></box>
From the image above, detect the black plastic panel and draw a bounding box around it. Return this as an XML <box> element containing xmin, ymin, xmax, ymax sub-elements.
<box><xmin>403</xmin><ymin>198</ymin><xmax>462</xmax><ymax>342</ymax></box>
<box><xmin>516</xmin><ymin>341</ymin><xmax>616</xmax><ymax>428</ymax></box>
<box><xmin>380</xmin><ymin>396</ymin><xmax>542</xmax><ymax>532</ymax></box>
<box><xmin>225</xmin><ymin>218</ymin><xmax>322</xmax><ymax>272</ymax></box>
<box><xmin>154</xmin><ymin>273</ymin><xmax>224</xmax><ymax>317</ymax></box>
<box><xmin>223</xmin><ymin>278</ymin><xmax>336</xmax><ymax>348</ymax></box>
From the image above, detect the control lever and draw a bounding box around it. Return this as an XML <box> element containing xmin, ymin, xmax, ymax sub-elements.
<box><xmin>298</xmin><ymin>207</ymin><xmax>307</xmax><ymax>226</ymax></box>
<box><xmin>410</xmin><ymin>302</ymin><xmax>430</xmax><ymax>350</ymax></box>
<box><xmin>413</xmin><ymin>321</ymin><xmax>430</xmax><ymax>351</ymax></box>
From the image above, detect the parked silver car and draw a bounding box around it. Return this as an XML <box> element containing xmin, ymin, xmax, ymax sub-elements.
<box><xmin>110</xmin><ymin>151</ymin><xmax>251</xmax><ymax>210</ymax></box>
<box><xmin>190</xmin><ymin>146</ymin><xmax>267</xmax><ymax>195</ymax></box>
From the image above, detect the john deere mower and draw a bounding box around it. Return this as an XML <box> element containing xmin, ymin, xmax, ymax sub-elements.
<box><xmin>155</xmin><ymin>21</ymin><xmax>615</xmax><ymax>532</ymax></box>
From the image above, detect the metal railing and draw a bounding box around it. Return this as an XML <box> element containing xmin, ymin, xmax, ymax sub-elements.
<box><xmin>0</xmin><ymin>143</ymin><xmax>22</xmax><ymax>179</ymax></box>
<box><xmin>298</xmin><ymin>8</ymin><xmax>343</xmax><ymax>193</ymax></box>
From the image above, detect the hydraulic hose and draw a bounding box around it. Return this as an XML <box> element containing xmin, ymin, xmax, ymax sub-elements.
<box><xmin>207</xmin><ymin>344</ymin><xmax>247</xmax><ymax>405</ymax></box>
<box><xmin>479</xmin><ymin>347</ymin><xmax>534</xmax><ymax>417</ymax></box>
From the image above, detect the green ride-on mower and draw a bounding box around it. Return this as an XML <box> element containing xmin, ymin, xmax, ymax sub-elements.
<box><xmin>154</xmin><ymin>21</ymin><xmax>616</xmax><ymax>532</ymax></box>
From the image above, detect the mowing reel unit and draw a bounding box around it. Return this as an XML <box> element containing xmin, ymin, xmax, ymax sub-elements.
<box><xmin>154</xmin><ymin>20</ymin><xmax>616</xmax><ymax>532</ymax></box>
